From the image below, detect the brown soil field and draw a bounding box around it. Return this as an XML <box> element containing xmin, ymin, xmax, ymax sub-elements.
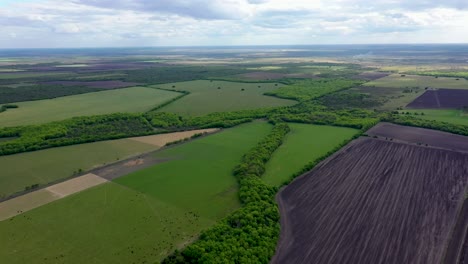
<box><xmin>41</xmin><ymin>80</ymin><xmax>140</xmax><ymax>89</ymax></box>
<box><xmin>273</xmin><ymin>137</ymin><xmax>468</xmax><ymax>264</ymax></box>
<box><xmin>355</xmin><ymin>71</ymin><xmax>390</xmax><ymax>80</ymax></box>
<box><xmin>407</xmin><ymin>89</ymin><xmax>468</xmax><ymax>109</ymax></box>
<box><xmin>366</xmin><ymin>122</ymin><xmax>468</xmax><ymax>152</ymax></box>
<box><xmin>129</xmin><ymin>128</ymin><xmax>219</xmax><ymax>147</ymax></box>
<box><xmin>0</xmin><ymin>173</ymin><xmax>106</xmax><ymax>221</ymax></box>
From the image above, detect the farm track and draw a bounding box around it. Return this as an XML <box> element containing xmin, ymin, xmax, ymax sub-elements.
<box><xmin>274</xmin><ymin>137</ymin><xmax>468</xmax><ymax>264</ymax></box>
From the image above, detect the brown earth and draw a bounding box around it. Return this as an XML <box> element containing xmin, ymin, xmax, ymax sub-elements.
<box><xmin>354</xmin><ymin>71</ymin><xmax>390</xmax><ymax>80</ymax></box>
<box><xmin>407</xmin><ymin>89</ymin><xmax>468</xmax><ymax>109</ymax></box>
<box><xmin>366</xmin><ymin>122</ymin><xmax>468</xmax><ymax>152</ymax></box>
<box><xmin>273</xmin><ymin>137</ymin><xmax>468</xmax><ymax>264</ymax></box>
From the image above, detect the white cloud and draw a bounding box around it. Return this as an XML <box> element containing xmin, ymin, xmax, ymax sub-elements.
<box><xmin>0</xmin><ymin>0</ymin><xmax>467</xmax><ymax>48</ymax></box>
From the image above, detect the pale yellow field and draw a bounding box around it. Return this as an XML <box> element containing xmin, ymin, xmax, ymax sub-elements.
<box><xmin>0</xmin><ymin>173</ymin><xmax>106</xmax><ymax>221</ymax></box>
<box><xmin>129</xmin><ymin>128</ymin><xmax>219</xmax><ymax>147</ymax></box>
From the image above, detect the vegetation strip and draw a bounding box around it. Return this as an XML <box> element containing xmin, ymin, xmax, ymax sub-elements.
<box><xmin>163</xmin><ymin>123</ymin><xmax>290</xmax><ymax>263</ymax></box>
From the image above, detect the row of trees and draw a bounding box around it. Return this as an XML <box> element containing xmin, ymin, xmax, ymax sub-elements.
<box><xmin>163</xmin><ymin>123</ymin><xmax>290</xmax><ymax>263</ymax></box>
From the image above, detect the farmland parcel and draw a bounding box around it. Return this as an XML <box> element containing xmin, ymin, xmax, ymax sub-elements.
<box><xmin>0</xmin><ymin>122</ymin><xmax>271</xmax><ymax>263</ymax></box>
<box><xmin>274</xmin><ymin>125</ymin><xmax>468</xmax><ymax>264</ymax></box>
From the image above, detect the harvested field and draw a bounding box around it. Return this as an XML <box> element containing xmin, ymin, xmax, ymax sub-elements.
<box><xmin>274</xmin><ymin>137</ymin><xmax>468</xmax><ymax>264</ymax></box>
<box><xmin>0</xmin><ymin>174</ymin><xmax>106</xmax><ymax>221</ymax></box>
<box><xmin>355</xmin><ymin>71</ymin><xmax>390</xmax><ymax>80</ymax></box>
<box><xmin>129</xmin><ymin>128</ymin><xmax>219</xmax><ymax>147</ymax></box>
<box><xmin>41</xmin><ymin>80</ymin><xmax>140</xmax><ymax>89</ymax></box>
<box><xmin>407</xmin><ymin>89</ymin><xmax>468</xmax><ymax>109</ymax></box>
<box><xmin>366</xmin><ymin>122</ymin><xmax>468</xmax><ymax>152</ymax></box>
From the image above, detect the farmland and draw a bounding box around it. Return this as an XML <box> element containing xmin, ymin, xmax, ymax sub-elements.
<box><xmin>0</xmin><ymin>87</ymin><xmax>182</xmax><ymax>127</ymax></box>
<box><xmin>154</xmin><ymin>80</ymin><xmax>296</xmax><ymax>116</ymax></box>
<box><xmin>0</xmin><ymin>122</ymin><xmax>272</xmax><ymax>263</ymax></box>
<box><xmin>407</xmin><ymin>89</ymin><xmax>468</xmax><ymax>109</ymax></box>
<box><xmin>262</xmin><ymin>123</ymin><xmax>358</xmax><ymax>187</ymax></box>
<box><xmin>365</xmin><ymin>74</ymin><xmax>468</xmax><ymax>89</ymax></box>
<box><xmin>274</xmin><ymin>135</ymin><xmax>468</xmax><ymax>264</ymax></box>
<box><xmin>0</xmin><ymin>129</ymin><xmax>216</xmax><ymax>199</ymax></box>
<box><xmin>399</xmin><ymin>109</ymin><xmax>468</xmax><ymax>126</ymax></box>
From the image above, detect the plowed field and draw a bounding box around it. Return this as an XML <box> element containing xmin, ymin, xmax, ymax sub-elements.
<box><xmin>274</xmin><ymin>136</ymin><xmax>468</xmax><ymax>264</ymax></box>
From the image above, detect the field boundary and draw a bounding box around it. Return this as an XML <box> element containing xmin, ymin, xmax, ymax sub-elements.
<box><xmin>0</xmin><ymin>173</ymin><xmax>107</xmax><ymax>221</ymax></box>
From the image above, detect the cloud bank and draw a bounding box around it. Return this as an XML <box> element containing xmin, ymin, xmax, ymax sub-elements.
<box><xmin>0</xmin><ymin>0</ymin><xmax>467</xmax><ymax>48</ymax></box>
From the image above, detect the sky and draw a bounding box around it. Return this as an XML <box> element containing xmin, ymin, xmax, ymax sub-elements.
<box><xmin>0</xmin><ymin>0</ymin><xmax>467</xmax><ymax>48</ymax></box>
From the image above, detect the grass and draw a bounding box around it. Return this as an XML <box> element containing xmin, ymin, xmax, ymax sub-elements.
<box><xmin>0</xmin><ymin>87</ymin><xmax>182</xmax><ymax>127</ymax></box>
<box><xmin>114</xmin><ymin>121</ymin><xmax>272</xmax><ymax>219</ymax></box>
<box><xmin>0</xmin><ymin>121</ymin><xmax>272</xmax><ymax>263</ymax></box>
<box><xmin>154</xmin><ymin>80</ymin><xmax>296</xmax><ymax>116</ymax></box>
<box><xmin>365</xmin><ymin>74</ymin><xmax>468</xmax><ymax>89</ymax></box>
<box><xmin>262</xmin><ymin>123</ymin><xmax>359</xmax><ymax>187</ymax></box>
<box><xmin>0</xmin><ymin>72</ymin><xmax>72</xmax><ymax>79</ymax></box>
<box><xmin>399</xmin><ymin>109</ymin><xmax>468</xmax><ymax>126</ymax></box>
<box><xmin>0</xmin><ymin>182</ymin><xmax>214</xmax><ymax>264</ymax></box>
<box><xmin>0</xmin><ymin>138</ymin><xmax>157</xmax><ymax>199</ymax></box>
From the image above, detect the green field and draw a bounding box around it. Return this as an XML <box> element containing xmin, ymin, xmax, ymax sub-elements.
<box><xmin>155</xmin><ymin>80</ymin><xmax>296</xmax><ymax>116</ymax></box>
<box><xmin>0</xmin><ymin>138</ymin><xmax>157</xmax><ymax>199</ymax></box>
<box><xmin>399</xmin><ymin>109</ymin><xmax>468</xmax><ymax>126</ymax></box>
<box><xmin>365</xmin><ymin>74</ymin><xmax>468</xmax><ymax>89</ymax></box>
<box><xmin>262</xmin><ymin>123</ymin><xmax>359</xmax><ymax>187</ymax></box>
<box><xmin>0</xmin><ymin>72</ymin><xmax>72</xmax><ymax>79</ymax></box>
<box><xmin>0</xmin><ymin>122</ymin><xmax>272</xmax><ymax>263</ymax></box>
<box><xmin>0</xmin><ymin>87</ymin><xmax>181</xmax><ymax>127</ymax></box>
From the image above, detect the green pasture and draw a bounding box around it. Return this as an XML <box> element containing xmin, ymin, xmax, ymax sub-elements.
<box><xmin>263</xmin><ymin>123</ymin><xmax>359</xmax><ymax>187</ymax></box>
<box><xmin>0</xmin><ymin>138</ymin><xmax>157</xmax><ymax>199</ymax></box>
<box><xmin>399</xmin><ymin>109</ymin><xmax>468</xmax><ymax>126</ymax></box>
<box><xmin>0</xmin><ymin>72</ymin><xmax>72</xmax><ymax>79</ymax></box>
<box><xmin>0</xmin><ymin>87</ymin><xmax>182</xmax><ymax>127</ymax></box>
<box><xmin>115</xmin><ymin>121</ymin><xmax>272</xmax><ymax>219</ymax></box>
<box><xmin>154</xmin><ymin>80</ymin><xmax>296</xmax><ymax>116</ymax></box>
<box><xmin>365</xmin><ymin>74</ymin><xmax>468</xmax><ymax>89</ymax></box>
<box><xmin>0</xmin><ymin>121</ymin><xmax>272</xmax><ymax>263</ymax></box>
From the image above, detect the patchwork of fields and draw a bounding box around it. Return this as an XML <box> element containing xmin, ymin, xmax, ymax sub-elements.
<box><xmin>0</xmin><ymin>122</ymin><xmax>271</xmax><ymax>263</ymax></box>
<box><xmin>0</xmin><ymin>87</ymin><xmax>182</xmax><ymax>127</ymax></box>
<box><xmin>154</xmin><ymin>80</ymin><xmax>296</xmax><ymax>115</ymax></box>
<box><xmin>274</xmin><ymin>124</ymin><xmax>468</xmax><ymax>264</ymax></box>
<box><xmin>0</xmin><ymin>129</ymin><xmax>216</xmax><ymax>199</ymax></box>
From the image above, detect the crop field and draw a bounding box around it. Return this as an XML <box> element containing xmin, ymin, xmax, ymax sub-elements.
<box><xmin>41</xmin><ymin>80</ymin><xmax>140</xmax><ymax>89</ymax></box>
<box><xmin>0</xmin><ymin>129</ymin><xmax>215</xmax><ymax>199</ymax></box>
<box><xmin>0</xmin><ymin>122</ymin><xmax>272</xmax><ymax>263</ymax></box>
<box><xmin>274</xmin><ymin>136</ymin><xmax>468</xmax><ymax>264</ymax></box>
<box><xmin>0</xmin><ymin>137</ymin><xmax>156</xmax><ymax>199</ymax></box>
<box><xmin>0</xmin><ymin>72</ymin><xmax>73</xmax><ymax>79</ymax></box>
<box><xmin>407</xmin><ymin>89</ymin><xmax>468</xmax><ymax>109</ymax></box>
<box><xmin>154</xmin><ymin>80</ymin><xmax>296</xmax><ymax>115</ymax></box>
<box><xmin>366</xmin><ymin>122</ymin><xmax>468</xmax><ymax>152</ymax></box>
<box><xmin>365</xmin><ymin>74</ymin><xmax>468</xmax><ymax>89</ymax></box>
<box><xmin>399</xmin><ymin>109</ymin><xmax>468</xmax><ymax>125</ymax></box>
<box><xmin>0</xmin><ymin>87</ymin><xmax>182</xmax><ymax>127</ymax></box>
<box><xmin>262</xmin><ymin>123</ymin><xmax>358</xmax><ymax>187</ymax></box>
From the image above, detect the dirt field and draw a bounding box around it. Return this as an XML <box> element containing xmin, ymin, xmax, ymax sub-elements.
<box><xmin>407</xmin><ymin>89</ymin><xmax>468</xmax><ymax>109</ymax></box>
<box><xmin>273</xmin><ymin>137</ymin><xmax>468</xmax><ymax>264</ymax></box>
<box><xmin>0</xmin><ymin>173</ymin><xmax>106</xmax><ymax>221</ymax></box>
<box><xmin>129</xmin><ymin>128</ymin><xmax>219</xmax><ymax>147</ymax></box>
<box><xmin>366</xmin><ymin>122</ymin><xmax>468</xmax><ymax>152</ymax></box>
